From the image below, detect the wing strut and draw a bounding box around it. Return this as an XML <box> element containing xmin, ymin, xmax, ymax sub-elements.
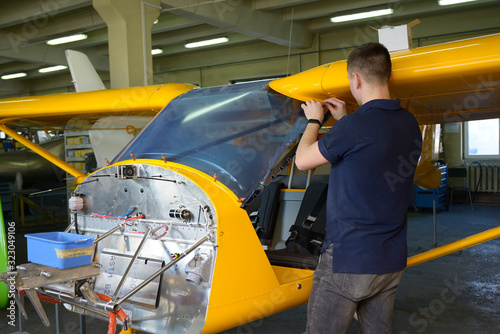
<box><xmin>407</xmin><ymin>225</ymin><xmax>500</xmax><ymax>267</ymax></box>
<box><xmin>0</xmin><ymin>124</ymin><xmax>86</xmax><ymax>184</ymax></box>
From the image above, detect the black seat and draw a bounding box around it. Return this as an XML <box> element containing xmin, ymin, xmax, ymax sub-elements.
<box><xmin>266</xmin><ymin>183</ymin><xmax>328</xmax><ymax>269</ymax></box>
<box><xmin>250</xmin><ymin>182</ymin><xmax>283</xmax><ymax>247</ymax></box>
<box><xmin>448</xmin><ymin>167</ymin><xmax>473</xmax><ymax>210</ymax></box>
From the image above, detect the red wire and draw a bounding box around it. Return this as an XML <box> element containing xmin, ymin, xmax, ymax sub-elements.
<box><xmin>107</xmin><ymin>311</ymin><xmax>117</xmax><ymax>334</ymax></box>
<box><xmin>93</xmin><ymin>214</ymin><xmax>145</xmax><ymax>224</ymax></box>
<box><xmin>96</xmin><ymin>293</ymin><xmax>129</xmax><ymax>334</ymax></box>
<box><xmin>154</xmin><ymin>225</ymin><xmax>169</xmax><ymax>239</ymax></box>
<box><xmin>18</xmin><ymin>289</ymin><xmax>62</xmax><ymax>304</ymax></box>
<box><xmin>125</xmin><ymin>215</ymin><xmax>145</xmax><ymax>223</ymax></box>
<box><xmin>93</xmin><ymin>213</ymin><xmax>123</xmax><ymax>219</ymax></box>
<box><xmin>124</xmin><ymin>215</ymin><xmax>146</xmax><ymax>234</ymax></box>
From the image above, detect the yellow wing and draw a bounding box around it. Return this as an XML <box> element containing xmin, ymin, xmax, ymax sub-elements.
<box><xmin>269</xmin><ymin>33</ymin><xmax>500</xmax><ymax>123</ymax></box>
<box><xmin>269</xmin><ymin>33</ymin><xmax>500</xmax><ymax>188</ymax></box>
<box><xmin>0</xmin><ymin>83</ymin><xmax>196</xmax><ymax>182</ymax></box>
<box><xmin>0</xmin><ymin>84</ymin><xmax>196</xmax><ymax>129</ymax></box>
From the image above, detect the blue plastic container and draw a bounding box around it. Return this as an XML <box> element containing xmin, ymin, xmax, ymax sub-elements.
<box><xmin>25</xmin><ymin>232</ymin><xmax>95</xmax><ymax>269</ymax></box>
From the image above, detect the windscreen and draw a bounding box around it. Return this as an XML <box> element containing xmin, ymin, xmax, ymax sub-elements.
<box><xmin>113</xmin><ymin>81</ymin><xmax>306</xmax><ymax>200</ymax></box>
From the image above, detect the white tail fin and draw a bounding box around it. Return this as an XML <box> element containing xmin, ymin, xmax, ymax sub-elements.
<box><xmin>65</xmin><ymin>50</ymin><xmax>106</xmax><ymax>92</ymax></box>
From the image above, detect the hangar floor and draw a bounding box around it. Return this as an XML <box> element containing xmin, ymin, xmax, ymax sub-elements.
<box><xmin>1</xmin><ymin>203</ymin><xmax>499</xmax><ymax>334</ymax></box>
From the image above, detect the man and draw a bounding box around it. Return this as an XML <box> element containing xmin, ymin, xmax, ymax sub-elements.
<box><xmin>295</xmin><ymin>42</ymin><xmax>422</xmax><ymax>333</ymax></box>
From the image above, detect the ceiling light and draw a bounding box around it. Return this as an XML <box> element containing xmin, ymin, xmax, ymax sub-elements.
<box><xmin>151</xmin><ymin>48</ymin><xmax>163</xmax><ymax>55</ymax></box>
<box><xmin>1</xmin><ymin>72</ymin><xmax>27</xmax><ymax>80</ymax></box>
<box><xmin>38</xmin><ymin>65</ymin><xmax>68</xmax><ymax>73</ymax></box>
<box><xmin>47</xmin><ymin>34</ymin><xmax>87</xmax><ymax>45</ymax></box>
<box><xmin>331</xmin><ymin>8</ymin><xmax>394</xmax><ymax>23</ymax></box>
<box><xmin>154</xmin><ymin>19</ymin><xmax>159</xmax><ymax>24</ymax></box>
<box><xmin>185</xmin><ymin>37</ymin><xmax>229</xmax><ymax>49</ymax></box>
<box><xmin>438</xmin><ymin>0</ymin><xmax>476</xmax><ymax>5</ymax></box>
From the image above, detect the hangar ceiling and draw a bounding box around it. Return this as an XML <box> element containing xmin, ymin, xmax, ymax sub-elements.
<box><xmin>0</xmin><ymin>0</ymin><xmax>499</xmax><ymax>95</ymax></box>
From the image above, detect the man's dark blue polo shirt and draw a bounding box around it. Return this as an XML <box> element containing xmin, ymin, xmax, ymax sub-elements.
<box><xmin>318</xmin><ymin>99</ymin><xmax>422</xmax><ymax>274</ymax></box>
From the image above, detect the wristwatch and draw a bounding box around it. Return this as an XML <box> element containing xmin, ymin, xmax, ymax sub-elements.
<box><xmin>307</xmin><ymin>119</ymin><xmax>322</xmax><ymax>126</ymax></box>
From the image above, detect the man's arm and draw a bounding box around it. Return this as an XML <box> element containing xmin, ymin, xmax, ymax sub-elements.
<box><xmin>295</xmin><ymin>98</ymin><xmax>347</xmax><ymax>171</ymax></box>
<box><xmin>295</xmin><ymin>122</ymin><xmax>327</xmax><ymax>171</ymax></box>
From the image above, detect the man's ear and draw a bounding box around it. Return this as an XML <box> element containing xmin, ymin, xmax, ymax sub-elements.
<box><xmin>353</xmin><ymin>72</ymin><xmax>362</xmax><ymax>89</ymax></box>
<box><xmin>389</xmin><ymin>70</ymin><xmax>393</xmax><ymax>82</ymax></box>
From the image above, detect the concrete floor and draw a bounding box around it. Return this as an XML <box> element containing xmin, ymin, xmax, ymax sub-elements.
<box><xmin>1</xmin><ymin>203</ymin><xmax>499</xmax><ymax>334</ymax></box>
<box><xmin>225</xmin><ymin>204</ymin><xmax>500</xmax><ymax>334</ymax></box>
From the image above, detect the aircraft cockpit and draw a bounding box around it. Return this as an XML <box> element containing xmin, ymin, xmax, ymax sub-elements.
<box><xmin>113</xmin><ymin>80</ymin><xmax>306</xmax><ymax>204</ymax></box>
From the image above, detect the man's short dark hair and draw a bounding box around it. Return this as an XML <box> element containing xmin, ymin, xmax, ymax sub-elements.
<box><xmin>347</xmin><ymin>42</ymin><xmax>391</xmax><ymax>85</ymax></box>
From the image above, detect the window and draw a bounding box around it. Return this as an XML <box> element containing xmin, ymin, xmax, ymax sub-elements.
<box><xmin>464</xmin><ymin>118</ymin><xmax>500</xmax><ymax>159</ymax></box>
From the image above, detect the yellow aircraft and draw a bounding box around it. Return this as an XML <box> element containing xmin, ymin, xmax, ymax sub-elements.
<box><xmin>1</xmin><ymin>33</ymin><xmax>500</xmax><ymax>334</ymax></box>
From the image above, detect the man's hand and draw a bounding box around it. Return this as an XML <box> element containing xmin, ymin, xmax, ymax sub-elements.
<box><xmin>296</xmin><ymin>99</ymin><xmax>331</xmax><ymax>171</ymax></box>
<box><xmin>301</xmin><ymin>100</ymin><xmax>325</xmax><ymax>122</ymax></box>
<box><xmin>323</xmin><ymin>97</ymin><xmax>347</xmax><ymax>121</ymax></box>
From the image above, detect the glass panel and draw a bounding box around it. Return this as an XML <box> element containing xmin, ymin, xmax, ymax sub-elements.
<box><xmin>114</xmin><ymin>81</ymin><xmax>306</xmax><ymax>200</ymax></box>
<box><xmin>467</xmin><ymin>119</ymin><xmax>500</xmax><ymax>156</ymax></box>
